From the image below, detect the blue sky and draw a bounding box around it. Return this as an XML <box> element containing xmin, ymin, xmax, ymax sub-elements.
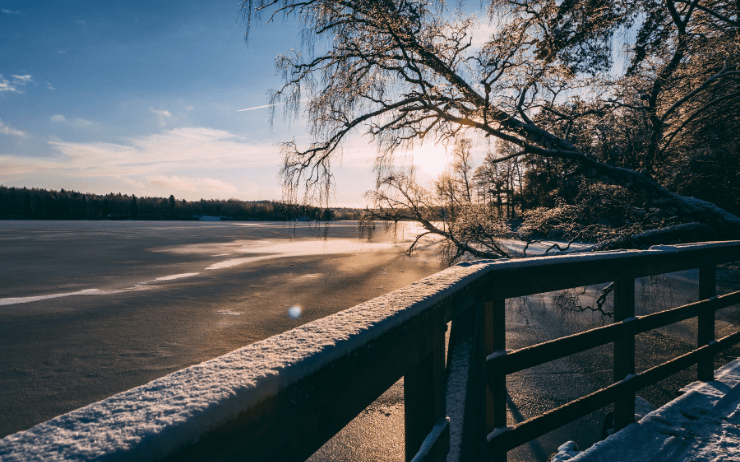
<box><xmin>0</xmin><ymin>1</ymin><xmax>486</xmax><ymax>205</ymax></box>
<box><xmin>0</xmin><ymin>0</ymin><xmax>379</xmax><ymax>205</ymax></box>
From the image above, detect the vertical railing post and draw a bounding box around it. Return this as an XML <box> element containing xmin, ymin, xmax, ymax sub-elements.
<box><xmin>489</xmin><ymin>298</ymin><xmax>507</xmax><ymax>462</ymax></box>
<box><xmin>485</xmin><ymin>300</ymin><xmax>495</xmax><ymax>433</ymax></box>
<box><xmin>460</xmin><ymin>292</ymin><xmax>490</xmax><ymax>462</ymax></box>
<box><xmin>613</xmin><ymin>278</ymin><xmax>635</xmax><ymax>431</ymax></box>
<box><xmin>405</xmin><ymin>321</ymin><xmax>446</xmax><ymax>462</ymax></box>
<box><xmin>698</xmin><ymin>265</ymin><xmax>717</xmax><ymax>381</ymax></box>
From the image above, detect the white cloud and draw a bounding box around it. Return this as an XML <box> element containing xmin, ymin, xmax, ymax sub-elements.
<box><xmin>0</xmin><ymin>74</ymin><xmax>33</xmax><ymax>93</ymax></box>
<box><xmin>75</xmin><ymin>19</ymin><xmax>87</xmax><ymax>25</ymax></box>
<box><xmin>150</xmin><ymin>107</ymin><xmax>172</xmax><ymax>126</ymax></box>
<box><xmin>147</xmin><ymin>174</ymin><xmax>238</xmax><ymax>194</ymax></box>
<box><xmin>57</xmin><ymin>48</ymin><xmax>70</xmax><ymax>54</ymax></box>
<box><xmin>0</xmin><ymin>120</ymin><xmax>28</xmax><ymax>138</ymax></box>
<box><xmin>1</xmin><ymin>8</ymin><xmax>22</xmax><ymax>15</ymax></box>
<box><xmin>50</xmin><ymin>114</ymin><xmax>98</xmax><ymax>128</ymax></box>
<box><xmin>0</xmin><ymin>127</ymin><xmax>280</xmax><ymax>199</ymax></box>
<box><xmin>73</xmin><ymin>118</ymin><xmax>95</xmax><ymax>127</ymax></box>
<box><xmin>11</xmin><ymin>74</ymin><xmax>32</xmax><ymax>84</ymax></box>
<box><xmin>0</xmin><ymin>78</ymin><xmax>17</xmax><ymax>93</ymax></box>
<box><xmin>46</xmin><ymin>82</ymin><xmax>55</xmax><ymax>90</ymax></box>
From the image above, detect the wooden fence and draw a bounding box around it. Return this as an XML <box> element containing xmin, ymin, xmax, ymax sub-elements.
<box><xmin>4</xmin><ymin>241</ymin><xmax>740</xmax><ymax>462</ymax></box>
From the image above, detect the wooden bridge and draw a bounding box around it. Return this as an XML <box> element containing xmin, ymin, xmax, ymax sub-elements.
<box><xmin>2</xmin><ymin>241</ymin><xmax>740</xmax><ymax>461</ymax></box>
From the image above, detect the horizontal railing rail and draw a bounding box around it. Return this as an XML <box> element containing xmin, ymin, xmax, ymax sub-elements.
<box><xmin>488</xmin><ymin>290</ymin><xmax>740</xmax><ymax>377</ymax></box>
<box><xmin>488</xmin><ymin>329</ymin><xmax>740</xmax><ymax>454</ymax></box>
<box><xmin>1</xmin><ymin>241</ymin><xmax>739</xmax><ymax>462</ymax></box>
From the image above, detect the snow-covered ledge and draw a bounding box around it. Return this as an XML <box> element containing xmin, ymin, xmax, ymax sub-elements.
<box><xmin>551</xmin><ymin>358</ymin><xmax>740</xmax><ymax>461</ymax></box>
<box><xmin>0</xmin><ymin>261</ymin><xmax>495</xmax><ymax>462</ymax></box>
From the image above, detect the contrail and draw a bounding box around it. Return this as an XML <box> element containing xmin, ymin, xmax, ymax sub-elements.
<box><xmin>237</xmin><ymin>102</ymin><xmax>283</xmax><ymax>112</ymax></box>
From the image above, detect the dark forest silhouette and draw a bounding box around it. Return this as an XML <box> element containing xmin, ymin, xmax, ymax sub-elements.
<box><xmin>0</xmin><ymin>186</ymin><xmax>361</xmax><ymax>221</ymax></box>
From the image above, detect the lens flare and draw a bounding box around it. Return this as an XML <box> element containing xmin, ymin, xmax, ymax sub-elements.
<box><xmin>288</xmin><ymin>305</ymin><xmax>302</xmax><ymax>318</ymax></box>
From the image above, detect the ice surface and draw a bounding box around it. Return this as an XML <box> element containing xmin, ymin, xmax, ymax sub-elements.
<box><xmin>216</xmin><ymin>310</ymin><xmax>241</xmax><ymax>316</ymax></box>
<box><xmin>0</xmin><ymin>260</ymin><xmax>495</xmax><ymax>461</ymax></box>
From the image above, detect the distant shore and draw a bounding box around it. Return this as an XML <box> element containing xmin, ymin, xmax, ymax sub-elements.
<box><xmin>0</xmin><ymin>185</ymin><xmax>364</xmax><ymax>221</ymax></box>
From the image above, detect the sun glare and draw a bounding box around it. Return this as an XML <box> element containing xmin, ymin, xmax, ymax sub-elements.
<box><xmin>288</xmin><ymin>305</ymin><xmax>302</xmax><ymax>318</ymax></box>
<box><xmin>413</xmin><ymin>144</ymin><xmax>450</xmax><ymax>176</ymax></box>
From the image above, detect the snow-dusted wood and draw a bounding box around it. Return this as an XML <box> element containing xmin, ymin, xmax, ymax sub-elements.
<box><xmin>409</xmin><ymin>417</ymin><xmax>450</xmax><ymax>462</ymax></box>
<box><xmin>613</xmin><ymin>279</ymin><xmax>636</xmax><ymax>431</ymax></box>
<box><xmin>405</xmin><ymin>326</ymin><xmax>446</xmax><ymax>462</ymax></box>
<box><xmin>698</xmin><ymin>265</ymin><xmax>717</xmax><ymax>381</ymax></box>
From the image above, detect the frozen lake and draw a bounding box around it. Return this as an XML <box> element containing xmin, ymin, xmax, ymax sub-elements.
<box><xmin>0</xmin><ymin>220</ymin><xmax>445</xmax><ymax>440</ymax></box>
<box><xmin>2</xmin><ymin>221</ymin><xmax>740</xmax><ymax>461</ymax></box>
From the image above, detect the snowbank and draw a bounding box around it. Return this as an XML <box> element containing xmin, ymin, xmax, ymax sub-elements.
<box><xmin>552</xmin><ymin>358</ymin><xmax>740</xmax><ymax>461</ymax></box>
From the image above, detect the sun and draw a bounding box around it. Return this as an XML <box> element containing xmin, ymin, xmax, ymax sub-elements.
<box><xmin>412</xmin><ymin>144</ymin><xmax>450</xmax><ymax>176</ymax></box>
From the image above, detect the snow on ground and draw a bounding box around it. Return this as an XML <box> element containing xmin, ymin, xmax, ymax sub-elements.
<box><xmin>152</xmin><ymin>272</ymin><xmax>200</xmax><ymax>282</ymax></box>
<box><xmin>552</xmin><ymin>358</ymin><xmax>740</xmax><ymax>461</ymax></box>
<box><xmin>204</xmin><ymin>239</ymin><xmax>402</xmax><ymax>270</ymax></box>
<box><xmin>0</xmin><ymin>260</ymin><xmax>496</xmax><ymax>461</ymax></box>
<box><xmin>0</xmin><ymin>287</ymin><xmax>150</xmax><ymax>307</ymax></box>
<box><xmin>0</xmin><ymin>273</ymin><xmax>201</xmax><ymax>307</ymax></box>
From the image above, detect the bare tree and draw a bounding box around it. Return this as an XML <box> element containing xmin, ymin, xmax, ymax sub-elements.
<box><xmin>362</xmin><ymin>157</ymin><xmax>517</xmax><ymax>264</ymax></box>
<box><xmin>243</xmin><ymin>0</ymin><xmax>740</xmax><ymax>258</ymax></box>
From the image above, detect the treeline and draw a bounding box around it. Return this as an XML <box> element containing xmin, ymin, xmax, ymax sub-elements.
<box><xmin>0</xmin><ymin>186</ymin><xmax>362</xmax><ymax>221</ymax></box>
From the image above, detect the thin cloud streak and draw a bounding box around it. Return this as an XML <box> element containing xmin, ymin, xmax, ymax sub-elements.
<box><xmin>237</xmin><ymin>102</ymin><xmax>283</xmax><ymax>112</ymax></box>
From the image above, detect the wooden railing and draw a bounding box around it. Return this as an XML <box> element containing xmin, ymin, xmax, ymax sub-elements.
<box><xmin>475</xmin><ymin>242</ymin><xmax>740</xmax><ymax>461</ymax></box>
<box><xmin>170</xmin><ymin>240</ymin><xmax>740</xmax><ymax>462</ymax></box>
<box><xmin>3</xmin><ymin>241</ymin><xmax>740</xmax><ymax>462</ymax></box>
